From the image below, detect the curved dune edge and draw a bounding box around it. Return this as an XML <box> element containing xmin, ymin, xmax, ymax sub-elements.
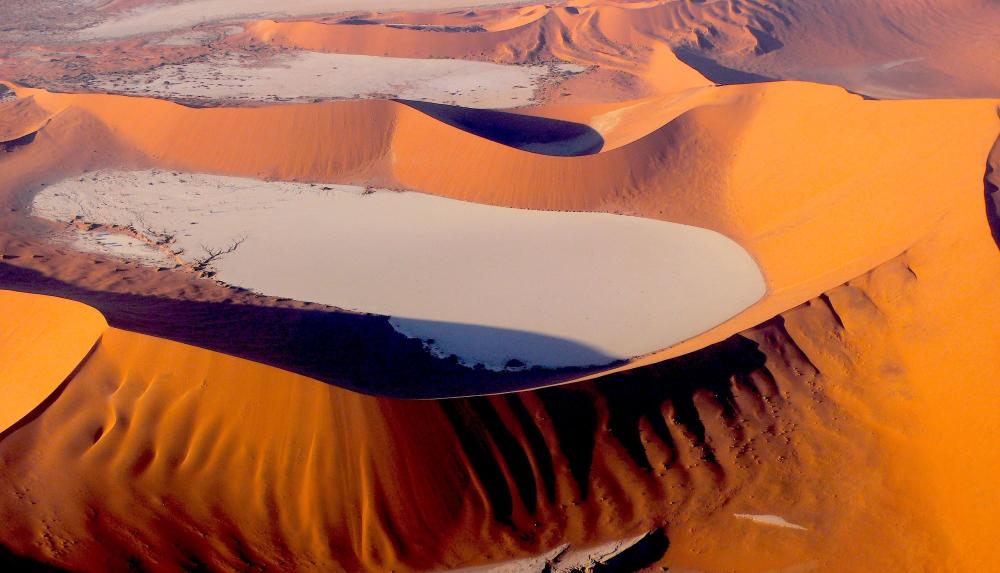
<box><xmin>0</xmin><ymin>96</ymin><xmax>51</xmax><ymax>144</ymax></box>
<box><xmin>3</xmin><ymin>80</ymin><xmax>997</xmax><ymax>392</ymax></box>
<box><xmin>0</xmin><ymin>159</ymin><xmax>997</xmax><ymax>570</ymax></box>
<box><xmin>0</xmin><ymin>290</ymin><xmax>106</xmax><ymax>434</ymax></box>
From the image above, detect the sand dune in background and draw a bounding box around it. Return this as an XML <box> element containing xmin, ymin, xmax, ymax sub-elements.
<box><xmin>241</xmin><ymin>0</ymin><xmax>1000</xmax><ymax>99</ymax></box>
<box><xmin>241</xmin><ymin>7</ymin><xmax>716</xmax><ymax>98</ymax></box>
<box><xmin>0</xmin><ymin>290</ymin><xmax>106</xmax><ymax>434</ymax></box>
<box><xmin>80</xmin><ymin>0</ymin><xmax>533</xmax><ymax>39</ymax></box>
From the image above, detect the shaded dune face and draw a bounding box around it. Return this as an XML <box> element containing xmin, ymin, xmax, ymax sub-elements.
<box><xmin>398</xmin><ymin>101</ymin><xmax>605</xmax><ymax>156</ymax></box>
<box><xmin>985</xmin><ymin>135</ymin><xmax>1000</xmax><ymax>249</ymax></box>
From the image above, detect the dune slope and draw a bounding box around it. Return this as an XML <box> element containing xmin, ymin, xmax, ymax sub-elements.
<box><xmin>0</xmin><ymin>290</ymin><xmax>106</xmax><ymax>434</ymax></box>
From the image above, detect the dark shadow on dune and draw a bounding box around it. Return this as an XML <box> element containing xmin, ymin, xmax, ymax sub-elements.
<box><xmin>985</xmin><ymin>135</ymin><xmax>1000</xmax><ymax>249</ymax></box>
<box><xmin>0</xmin><ymin>264</ymin><xmax>622</xmax><ymax>399</ymax></box>
<box><xmin>596</xmin><ymin>333</ymin><xmax>768</xmax><ymax>469</ymax></box>
<box><xmin>673</xmin><ymin>47</ymin><xmax>775</xmax><ymax>85</ymax></box>
<box><xmin>593</xmin><ymin>528</ymin><xmax>670</xmax><ymax>572</ymax></box>
<box><xmin>391</xmin><ymin>317</ymin><xmax>616</xmax><ymax>369</ymax></box>
<box><xmin>400</xmin><ymin>100</ymin><xmax>605</xmax><ymax>156</ymax></box>
<box><xmin>1</xmin><ymin>130</ymin><xmax>38</xmax><ymax>153</ymax></box>
<box><xmin>0</xmin><ymin>544</ymin><xmax>66</xmax><ymax>572</ymax></box>
<box><xmin>440</xmin><ymin>333</ymin><xmax>771</xmax><ymax>520</ymax></box>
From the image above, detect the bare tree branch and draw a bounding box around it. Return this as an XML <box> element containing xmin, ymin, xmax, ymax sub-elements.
<box><xmin>192</xmin><ymin>235</ymin><xmax>246</xmax><ymax>273</ymax></box>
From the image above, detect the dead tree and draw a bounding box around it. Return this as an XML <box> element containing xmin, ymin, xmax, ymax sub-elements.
<box><xmin>192</xmin><ymin>236</ymin><xmax>246</xmax><ymax>273</ymax></box>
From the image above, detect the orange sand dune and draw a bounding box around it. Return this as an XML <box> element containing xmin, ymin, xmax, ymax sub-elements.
<box><xmin>241</xmin><ymin>2</ymin><xmax>719</xmax><ymax>96</ymax></box>
<box><xmin>0</xmin><ymin>96</ymin><xmax>51</xmax><ymax>144</ymax></box>
<box><xmin>241</xmin><ymin>0</ymin><xmax>753</xmax><ymax>68</ymax></box>
<box><xmin>243</xmin><ymin>0</ymin><xmax>1000</xmax><ymax>99</ymax></box>
<box><xmin>0</xmin><ymin>290</ymin><xmax>106</xmax><ymax>434</ymax></box>
<box><xmin>0</xmin><ymin>2</ymin><xmax>998</xmax><ymax>571</ymax></box>
<box><xmin>0</xmin><ymin>144</ymin><xmax>996</xmax><ymax>569</ymax></box>
<box><xmin>6</xmin><ymin>81</ymin><xmax>997</xmax><ymax>390</ymax></box>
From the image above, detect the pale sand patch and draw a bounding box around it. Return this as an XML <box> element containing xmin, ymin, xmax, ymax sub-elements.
<box><xmin>88</xmin><ymin>51</ymin><xmax>545</xmax><ymax>108</ymax></box>
<box><xmin>60</xmin><ymin>227</ymin><xmax>177</xmax><ymax>268</ymax></box>
<box><xmin>82</xmin><ymin>0</ymin><xmax>527</xmax><ymax>39</ymax></box>
<box><xmin>32</xmin><ymin>170</ymin><xmax>765</xmax><ymax>369</ymax></box>
<box><xmin>734</xmin><ymin>513</ymin><xmax>808</xmax><ymax>531</ymax></box>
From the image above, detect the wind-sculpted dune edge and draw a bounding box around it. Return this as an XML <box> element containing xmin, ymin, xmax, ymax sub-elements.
<box><xmin>0</xmin><ymin>290</ymin><xmax>106</xmax><ymax>435</ymax></box>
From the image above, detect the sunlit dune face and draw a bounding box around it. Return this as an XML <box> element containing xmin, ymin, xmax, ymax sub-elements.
<box><xmin>0</xmin><ymin>291</ymin><xmax>106</xmax><ymax>433</ymax></box>
<box><xmin>31</xmin><ymin>170</ymin><xmax>766</xmax><ymax>369</ymax></box>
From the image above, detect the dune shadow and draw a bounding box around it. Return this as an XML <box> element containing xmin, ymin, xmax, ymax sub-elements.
<box><xmin>390</xmin><ymin>316</ymin><xmax>617</xmax><ymax>370</ymax></box>
<box><xmin>593</xmin><ymin>528</ymin><xmax>670</xmax><ymax>572</ymax></box>
<box><xmin>0</xmin><ymin>545</ymin><xmax>65</xmax><ymax>572</ymax></box>
<box><xmin>672</xmin><ymin>47</ymin><xmax>775</xmax><ymax>85</ymax></box>
<box><xmin>1</xmin><ymin>130</ymin><xmax>38</xmax><ymax>153</ymax></box>
<box><xmin>0</xmin><ymin>264</ymin><xmax>622</xmax><ymax>398</ymax></box>
<box><xmin>985</xmin><ymin>134</ymin><xmax>1000</xmax><ymax>250</ymax></box>
<box><xmin>400</xmin><ymin>100</ymin><xmax>605</xmax><ymax>156</ymax></box>
<box><xmin>438</xmin><ymin>330</ymin><xmax>772</xmax><ymax>522</ymax></box>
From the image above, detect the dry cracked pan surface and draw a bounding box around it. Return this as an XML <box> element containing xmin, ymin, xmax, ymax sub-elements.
<box><xmin>0</xmin><ymin>0</ymin><xmax>999</xmax><ymax>571</ymax></box>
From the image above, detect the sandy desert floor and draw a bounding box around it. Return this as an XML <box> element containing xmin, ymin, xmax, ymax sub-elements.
<box><xmin>1</xmin><ymin>0</ymin><xmax>999</xmax><ymax>571</ymax></box>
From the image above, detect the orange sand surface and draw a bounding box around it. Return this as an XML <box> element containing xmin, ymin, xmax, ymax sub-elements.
<box><xmin>0</xmin><ymin>290</ymin><xmax>106</xmax><ymax>434</ymax></box>
<box><xmin>0</xmin><ymin>0</ymin><xmax>998</xmax><ymax>570</ymax></box>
